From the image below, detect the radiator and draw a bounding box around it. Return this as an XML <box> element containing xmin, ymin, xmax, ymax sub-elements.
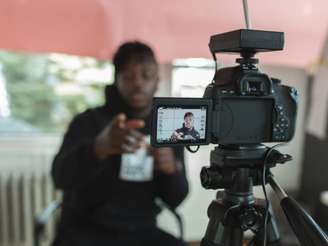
<box><xmin>0</xmin><ymin>135</ymin><xmax>61</xmax><ymax>246</ymax></box>
<box><xmin>0</xmin><ymin>171</ymin><xmax>60</xmax><ymax>246</ymax></box>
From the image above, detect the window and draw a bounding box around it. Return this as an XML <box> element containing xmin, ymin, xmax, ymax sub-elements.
<box><xmin>0</xmin><ymin>51</ymin><xmax>113</xmax><ymax>134</ymax></box>
<box><xmin>172</xmin><ymin>58</ymin><xmax>215</xmax><ymax>97</ymax></box>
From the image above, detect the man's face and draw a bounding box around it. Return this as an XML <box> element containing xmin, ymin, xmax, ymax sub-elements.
<box><xmin>116</xmin><ymin>59</ymin><xmax>159</xmax><ymax>110</ymax></box>
<box><xmin>184</xmin><ymin>116</ymin><xmax>194</xmax><ymax>130</ymax></box>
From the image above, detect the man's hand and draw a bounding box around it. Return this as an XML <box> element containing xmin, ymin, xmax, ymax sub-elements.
<box><xmin>170</xmin><ymin>131</ymin><xmax>183</xmax><ymax>141</ymax></box>
<box><xmin>152</xmin><ymin>147</ymin><xmax>177</xmax><ymax>175</ymax></box>
<box><xmin>94</xmin><ymin>114</ymin><xmax>145</xmax><ymax>159</ymax></box>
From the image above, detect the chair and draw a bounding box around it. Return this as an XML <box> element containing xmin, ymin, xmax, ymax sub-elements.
<box><xmin>34</xmin><ymin>201</ymin><xmax>184</xmax><ymax>246</ymax></box>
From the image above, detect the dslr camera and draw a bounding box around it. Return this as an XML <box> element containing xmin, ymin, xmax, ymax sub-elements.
<box><xmin>151</xmin><ymin>29</ymin><xmax>298</xmax><ymax>147</ymax></box>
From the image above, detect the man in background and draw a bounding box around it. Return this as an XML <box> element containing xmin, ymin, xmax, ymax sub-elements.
<box><xmin>171</xmin><ymin>112</ymin><xmax>200</xmax><ymax>141</ymax></box>
<box><xmin>52</xmin><ymin>41</ymin><xmax>189</xmax><ymax>246</ymax></box>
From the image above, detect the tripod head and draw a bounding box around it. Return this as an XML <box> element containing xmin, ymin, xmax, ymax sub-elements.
<box><xmin>200</xmin><ymin>144</ymin><xmax>291</xmax><ymax>190</ymax></box>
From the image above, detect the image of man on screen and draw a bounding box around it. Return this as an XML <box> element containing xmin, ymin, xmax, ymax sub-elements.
<box><xmin>171</xmin><ymin>112</ymin><xmax>200</xmax><ymax>141</ymax></box>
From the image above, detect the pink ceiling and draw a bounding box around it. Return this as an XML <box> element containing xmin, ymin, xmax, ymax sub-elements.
<box><xmin>0</xmin><ymin>0</ymin><xmax>328</xmax><ymax>67</ymax></box>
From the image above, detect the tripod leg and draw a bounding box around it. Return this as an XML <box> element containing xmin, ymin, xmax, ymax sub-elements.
<box><xmin>201</xmin><ymin>221</ymin><xmax>244</xmax><ymax>246</ymax></box>
<box><xmin>253</xmin><ymin>205</ymin><xmax>281</xmax><ymax>246</ymax></box>
<box><xmin>201</xmin><ymin>200</ymin><xmax>244</xmax><ymax>246</ymax></box>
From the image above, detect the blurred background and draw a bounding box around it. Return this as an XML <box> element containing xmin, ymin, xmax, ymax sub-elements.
<box><xmin>0</xmin><ymin>0</ymin><xmax>328</xmax><ymax>245</ymax></box>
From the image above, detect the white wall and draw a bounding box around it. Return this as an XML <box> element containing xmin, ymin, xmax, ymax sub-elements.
<box><xmin>0</xmin><ymin>135</ymin><xmax>60</xmax><ymax>173</ymax></box>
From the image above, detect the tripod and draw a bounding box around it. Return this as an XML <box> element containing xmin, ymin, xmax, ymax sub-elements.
<box><xmin>200</xmin><ymin>144</ymin><xmax>328</xmax><ymax>246</ymax></box>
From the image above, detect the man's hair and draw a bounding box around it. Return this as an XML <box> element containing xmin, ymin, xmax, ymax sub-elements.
<box><xmin>113</xmin><ymin>41</ymin><xmax>157</xmax><ymax>82</ymax></box>
<box><xmin>184</xmin><ymin>112</ymin><xmax>194</xmax><ymax>119</ymax></box>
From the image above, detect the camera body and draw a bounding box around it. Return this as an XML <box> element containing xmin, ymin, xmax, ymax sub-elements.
<box><xmin>203</xmin><ymin>65</ymin><xmax>298</xmax><ymax>144</ymax></box>
<box><xmin>151</xmin><ymin>29</ymin><xmax>298</xmax><ymax>147</ymax></box>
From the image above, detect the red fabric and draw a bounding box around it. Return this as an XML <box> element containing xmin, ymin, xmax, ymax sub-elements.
<box><xmin>0</xmin><ymin>0</ymin><xmax>327</xmax><ymax>67</ymax></box>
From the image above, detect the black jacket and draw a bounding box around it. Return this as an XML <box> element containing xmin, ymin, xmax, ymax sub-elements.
<box><xmin>51</xmin><ymin>85</ymin><xmax>189</xmax><ymax>230</ymax></box>
<box><xmin>176</xmin><ymin>126</ymin><xmax>200</xmax><ymax>140</ymax></box>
